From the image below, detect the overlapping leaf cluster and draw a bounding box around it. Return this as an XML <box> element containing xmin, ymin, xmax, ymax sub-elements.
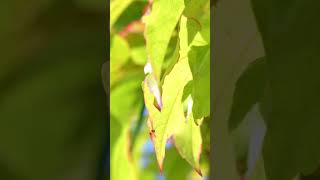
<box><xmin>108</xmin><ymin>0</ymin><xmax>210</xmax><ymax>179</ymax></box>
<box><xmin>142</xmin><ymin>0</ymin><xmax>210</xmax><ymax>175</ymax></box>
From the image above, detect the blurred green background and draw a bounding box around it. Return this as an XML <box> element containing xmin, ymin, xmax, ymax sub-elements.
<box><xmin>0</xmin><ymin>0</ymin><xmax>107</xmax><ymax>180</ymax></box>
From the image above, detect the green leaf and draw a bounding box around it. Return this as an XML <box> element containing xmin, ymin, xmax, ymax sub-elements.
<box><xmin>179</xmin><ymin>14</ymin><xmax>210</xmax><ymax>119</ymax></box>
<box><xmin>144</xmin><ymin>148</ymin><xmax>192</xmax><ymax>180</ymax></box>
<box><xmin>160</xmin><ymin>39</ymin><xmax>180</xmax><ymax>85</ymax></box>
<box><xmin>111</xmin><ymin>69</ymin><xmax>144</xmax><ymax>126</ymax></box>
<box><xmin>131</xmin><ymin>46</ymin><xmax>147</xmax><ymax>65</ymax></box>
<box><xmin>228</xmin><ymin>57</ymin><xmax>266</xmax><ymax>131</ymax></box>
<box><xmin>198</xmin><ymin>9</ymin><xmax>210</xmax><ymax>45</ymax></box>
<box><xmin>182</xmin><ymin>0</ymin><xmax>210</xmax><ymax>50</ymax></box>
<box><xmin>110</xmin><ymin>0</ymin><xmax>134</xmax><ymax>28</ymax></box>
<box><xmin>182</xmin><ymin>80</ymin><xmax>194</xmax><ymax>102</ymax></box>
<box><xmin>110</xmin><ymin>35</ymin><xmax>130</xmax><ymax>73</ymax></box>
<box><xmin>142</xmin><ymin>57</ymin><xmax>192</xmax><ymax>171</ymax></box>
<box><xmin>188</xmin><ymin>45</ymin><xmax>210</xmax><ymax>119</ymax></box>
<box><xmin>143</xmin><ymin>0</ymin><xmax>185</xmax><ymax>80</ymax></box>
<box><xmin>127</xmin><ymin>33</ymin><xmax>147</xmax><ymax>66</ymax></box>
<box><xmin>111</xmin><ymin>127</ymin><xmax>137</xmax><ymax>180</ymax></box>
<box><xmin>110</xmin><ymin>35</ymin><xmax>130</xmax><ymax>87</ymax></box>
<box><xmin>163</xmin><ymin>148</ymin><xmax>193</xmax><ymax>179</ymax></box>
<box><xmin>250</xmin><ymin>0</ymin><xmax>320</xmax><ymax>179</ymax></box>
<box><xmin>110</xmin><ymin>68</ymin><xmax>144</xmax><ymax>150</ymax></box>
<box><xmin>212</xmin><ymin>0</ymin><xmax>264</xmax><ymax>178</ymax></box>
<box><xmin>183</xmin><ymin>0</ymin><xmax>209</xmax><ymax>19</ymax></box>
<box><xmin>173</xmin><ymin>107</ymin><xmax>203</xmax><ymax>175</ymax></box>
<box><xmin>178</xmin><ymin>15</ymin><xmax>203</xmax><ymax>58</ymax></box>
<box><xmin>110</xmin><ymin>115</ymin><xmax>122</xmax><ymax>149</ymax></box>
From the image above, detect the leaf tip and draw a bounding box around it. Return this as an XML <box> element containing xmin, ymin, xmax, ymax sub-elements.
<box><xmin>157</xmin><ymin>158</ymin><xmax>164</xmax><ymax>174</ymax></box>
<box><xmin>195</xmin><ymin>168</ymin><xmax>203</xmax><ymax>177</ymax></box>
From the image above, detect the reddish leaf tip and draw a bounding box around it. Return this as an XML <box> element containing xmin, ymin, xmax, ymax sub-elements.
<box><xmin>157</xmin><ymin>157</ymin><xmax>164</xmax><ymax>174</ymax></box>
<box><xmin>159</xmin><ymin>168</ymin><xmax>163</xmax><ymax>175</ymax></box>
<box><xmin>195</xmin><ymin>168</ymin><xmax>203</xmax><ymax>177</ymax></box>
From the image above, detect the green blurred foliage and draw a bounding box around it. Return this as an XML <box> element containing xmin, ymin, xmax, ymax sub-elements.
<box><xmin>225</xmin><ymin>0</ymin><xmax>320</xmax><ymax>180</ymax></box>
<box><xmin>0</xmin><ymin>0</ymin><xmax>106</xmax><ymax>180</ymax></box>
<box><xmin>251</xmin><ymin>1</ymin><xmax>320</xmax><ymax>179</ymax></box>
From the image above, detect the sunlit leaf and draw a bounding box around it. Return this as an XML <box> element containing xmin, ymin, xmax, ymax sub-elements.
<box><xmin>160</xmin><ymin>39</ymin><xmax>180</xmax><ymax>85</ymax></box>
<box><xmin>183</xmin><ymin>0</ymin><xmax>209</xmax><ymax>19</ymax></box>
<box><xmin>179</xmin><ymin>14</ymin><xmax>210</xmax><ymax>119</ymax></box>
<box><xmin>173</xmin><ymin>106</ymin><xmax>203</xmax><ymax>175</ymax></box>
<box><xmin>143</xmin><ymin>57</ymin><xmax>192</xmax><ymax>171</ymax></box>
<box><xmin>111</xmin><ymin>0</ymin><xmax>210</xmax><ymax>177</ymax></box>
<box><xmin>143</xmin><ymin>0</ymin><xmax>185</xmax><ymax>80</ymax></box>
<box><xmin>188</xmin><ymin>45</ymin><xmax>210</xmax><ymax>119</ymax></box>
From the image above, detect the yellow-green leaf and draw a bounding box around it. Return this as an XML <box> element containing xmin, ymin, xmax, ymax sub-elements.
<box><xmin>143</xmin><ymin>0</ymin><xmax>185</xmax><ymax>80</ymax></box>
<box><xmin>179</xmin><ymin>14</ymin><xmax>210</xmax><ymax>119</ymax></box>
<box><xmin>173</xmin><ymin>103</ymin><xmax>203</xmax><ymax>175</ymax></box>
<box><xmin>142</xmin><ymin>57</ymin><xmax>192</xmax><ymax>171</ymax></box>
<box><xmin>110</xmin><ymin>35</ymin><xmax>130</xmax><ymax>73</ymax></box>
<box><xmin>111</xmin><ymin>127</ymin><xmax>137</xmax><ymax>180</ymax></box>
